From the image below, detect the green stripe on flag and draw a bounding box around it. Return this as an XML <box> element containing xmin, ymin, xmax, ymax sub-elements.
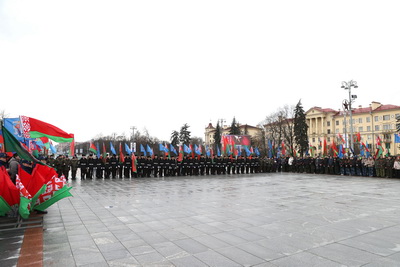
<box><xmin>29</xmin><ymin>131</ymin><xmax>74</xmax><ymax>143</ymax></box>
<box><xmin>34</xmin><ymin>186</ymin><xmax>73</xmax><ymax>211</ymax></box>
<box><xmin>0</xmin><ymin>196</ymin><xmax>12</xmax><ymax>216</ymax></box>
<box><xmin>19</xmin><ymin>197</ymin><xmax>31</xmax><ymax>219</ymax></box>
<box><xmin>31</xmin><ymin>184</ymin><xmax>47</xmax><ymax>209</ymax></box>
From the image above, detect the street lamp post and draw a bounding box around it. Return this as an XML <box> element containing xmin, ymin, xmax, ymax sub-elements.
<box><xmin>341</xmin><ymin>80</ymin><xmax>358</xmax><ymax>154</ymax></box>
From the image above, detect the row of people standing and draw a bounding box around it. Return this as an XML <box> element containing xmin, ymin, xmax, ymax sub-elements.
<box><xmin>46</xmin><ymin>153</ymin><xmax>400</xmax><ymax>179</ymax></box>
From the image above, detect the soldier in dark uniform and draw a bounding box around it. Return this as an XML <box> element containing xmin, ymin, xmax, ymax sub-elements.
<box><xmin>104</xmin><ymin>155</ymin><xmax>111</xmax><ymax>178</ymax></box>
<box><xmin>199</xmin><ymin>155</ymin><xmax>206</xmax><ymax>175</ymax></box>
<box><xmin>96</xmin><ymin>156</ymin><xmax>104</xmax><ymax>178</ymax></box>
<box><xmin>124</xmin><ymin>154</ymin><xmax>132</xmax><ymax>178</ymax></box>
<box><xmin>109</xmin><ymin>154</ymin><xmax>118</xmax><ymax>178</ymax></box>
<box><xmin>87</xmin><ymin>154</ymin><xmax>95</xmax><ymax>179</ymax></box>
<box><xmin>70</xmin><ymin>155</ymin><xmax>79</xmax><ymax>179</ymax></box>
<box><xmin>79</xmin><ymin>155</ymin><xmax>88</xmax><ymax>179</ymax></box>
<box><xmin>170</xmin><ymin>156</ymin><xmax>177</xmax><ymax>176</ymax></box>
<box><xmin>118</xmin><ymin>156</ymin><xmax>124</xmax><ymax>178</ymax></box>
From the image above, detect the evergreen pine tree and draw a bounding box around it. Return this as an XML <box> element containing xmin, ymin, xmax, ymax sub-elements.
<box><xmin>179</xmin><ymin>123</ymin><xmax>191</xmax><ymax>145</ymax></box>
<box><xmin>214</xmin><ymin>122</ymin><xmax>222</xmax><ymax>151</ymax></box>
<box><xmin>229</xmin><ymin>117</ymin><xmax>241</xmax><ymax>135</ymax></box>
<box><xmin>170</xmin><ymin>130</ymin><xmax>180</xmax><ymax>146</ymax></box>
<box><xmin>294</xmin><ymin>100</ymin><xmax>309</xmax><ymax>156</ymax></box>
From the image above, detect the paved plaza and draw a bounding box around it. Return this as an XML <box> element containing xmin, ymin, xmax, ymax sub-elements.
<box><xmin>2</xmin><ymin>173</ymin><xmax>400</xmax><ymax>266</ymax></box>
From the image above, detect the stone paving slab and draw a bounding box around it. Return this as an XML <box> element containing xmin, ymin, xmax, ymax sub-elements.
<box><xmin>2</xmin><ymin>172</ymin><xmax>400</xmax><ymax>266</ymax></box>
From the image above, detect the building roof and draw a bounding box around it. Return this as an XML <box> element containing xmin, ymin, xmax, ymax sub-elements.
<box><xmin>205</xmin><ymin>123</ymin><xmax>215</xmax><ymax>129</ymax></box>
<box><xmin>306</xmin><ymin>107</ymin><xmax>338</xmax><ymax>114</ymax></box>
<box><xmin>336</xmin><ymin>104</ymin><xmax>400</xmax><ymax>116</ymax></box>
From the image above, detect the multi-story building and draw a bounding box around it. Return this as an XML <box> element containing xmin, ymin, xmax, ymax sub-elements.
<box><xmin>306</xmin><ymin>101</ymin><xmax>400</xmax><ymax>156</ymax></box>
<box><xmin>204</xmin><ymin>123</ymin><xmax>262</xmax><ymax>146</ymax></box>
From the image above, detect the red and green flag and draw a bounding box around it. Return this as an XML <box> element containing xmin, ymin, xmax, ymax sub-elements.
<box><xmin>178</xmin><ymin>145</ymin><xmax>184</xmax><ymax>162</ymax></box>
<box><xmin>89</xmin><ymin>142</ymin><xmax>97</xmax><ymax>155</ymax></box>
<box><xmin>0</xmin><ymin>167</ymin><xmax>19</xmax><ymax>216</ymax></box>
<box><xmin>34</xmin><ymin>175</ymin><xmax>73</xmax><ymax>212</ymax></box>
<box><xmin>131</xmin><ymin>153</ymin><xmax>137</xmax><ymax>173</ymax></box>
<box><xmin>20</xmin><ymin>116</ymin><xmax>74</xmax><ymax>143</ymax></box>
<box><xmin>2</xmin><ymin>125</ymin><xmax>41</xmax><ymax>164</ymax></box>
<box><xmin>119</xmin><ymin>143</ymin><xmax>125</xmax><ymax>163</ymax></box>
<box><xmin>16</xmin><ymin>175</ymin><xmax>32</xmax><ymax>219</ymax></box>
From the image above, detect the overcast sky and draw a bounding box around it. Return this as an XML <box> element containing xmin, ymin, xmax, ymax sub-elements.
<box><xmin>1</xmin><ymin>0</ymin><xmax>399</xmax><ymax>143</ymax></box>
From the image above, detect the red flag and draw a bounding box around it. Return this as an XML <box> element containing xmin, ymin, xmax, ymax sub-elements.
<box><xmin>281</xmin><ymin>141</ymin><xmax>286</xmax><ymax>156</ymax></box>
<box><xmin>119</xmin><ymin>143</ymin><xmax>125</xmax><ymax>163</ymax></box>
<box><xmin>178</xmin><ymin>145</ymin><xmax>184</xmax><ymax>162</ymax></box>
<box><xmin>323</xmin><ymin>139</ymin><xmax>327</xmax><ymax>156</ymax></box>
<box><xmin>338</xmin><ymin>133</ymin><xmax>345</xmax><ymax>144</ymax></box>
<box><xmin>37</xmin><ymin>175</ymin><xmax>66</xmax><ymax>204</ymax></box>
<box><xmin>20</xmin><ymin>116</ymin><xmax>74</xmax><ymax>143</ymax></box>
<box><xmin>356</xmin><ymin>132</ymin><xmax>361</xmax><ymax>142</ymax></box>
<box><xmin>0</xmin><ymin>167</ymin><xmax>20</xmax><ymax>206</ymax></box>
<box><xmin>131</xmin><ymin>153</ymin><xmax>137</xmax><ymax>173</ymax></box>
<box><xmin>331</xmin><ymin>140</ymin><xmax>338</xmax><ymax>156</ymax></box>
<box><xmin>70</xmin><ymin>135</ymin><xmax>75</xmax><ymax>156</ymax></box>
<box><xmin>18</xmin><ymin>166</ymin><xmax>32</xmax><ymax>188</ymax></box>
<box><xmin>28</xmin><ymin>164</ymin><xmax>57</xmax><ymax>197</ymax></box>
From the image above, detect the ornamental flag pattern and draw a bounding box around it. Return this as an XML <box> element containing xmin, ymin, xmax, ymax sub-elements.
<box><xmin>37</xmin><ymin>175</ymin><xmax>66</xmax><ymax>204</ymax></box>
<box><xmin>20</xmin><ymin>115</ymin><xmax>31</xmax><ymax>139</ymax></box>
<box><xmin>16</xmin><ymin>175</ymin><xmax>32</xmax><ymax>199</ymax></box>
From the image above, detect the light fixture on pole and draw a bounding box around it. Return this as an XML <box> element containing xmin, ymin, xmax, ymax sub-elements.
<box><xmin>341</xmin><ymin>80</ymin><xmax>358</xmax><ymax>154</ymax></box>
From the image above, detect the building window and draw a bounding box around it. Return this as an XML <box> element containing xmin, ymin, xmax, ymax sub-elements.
<box><xmin>368</xmin><ymin>135</ymin><xmax>372</xmax><ymax>140</ymax></box>
<box><xmin>312</xmin><ymin>138</ymin><xmax>315</xmax><ymax>142</ymax></box>
<box><xmin>335</xmin><ymin>129</ymin><xmax>339</xmax><ymax>133</ymax></box>
<box><xmin>367</xmin><ymin>144</ymin><xmax>372</xmax><ymax>149</ymax></box>
<box><xmin>327</xmin><ymin>129</ymin><xmax>331</xmax><ymax>134</ymax></box>
<box><xmin>336</xmin><ymin>120</ymin><xmax>339</xmax><ymax>126</ymax></box>
<box><xmin>374</xmin><ymin>116</ymin><xmax>379</xmax><ymax>122</ymax></box>
<box><xmin>366</xmin><ymin>117</ymin><xmax>371</xmax><ymax>123</ymax></box>
<box><xmin>358</xmin><ymin>118</ymin><xmax>363</xmax><ymax>123</ymax></box>
<box><xmin>375</xmin><ymin>125</ymin><xmax>380</xmax><ymax>131</ymax></box>
<box><xmin>383</xmin><ymin>124</ymin><xmax>391</xmax><ymax>130</ymax></box>
<box><xmin>367</xmin><ymin>126</ymin><xmax>371</xmax><ymax>132</ymax></box>
<box><xmin>358</xmin><ymin>127</ymin><xmax>363</xmax><ymax>132</ymax></box>
<box><xmin>328</xmin><ymin>137</ymin><xmax>331</xmax><ymax>142</ymax></box>
<box><xmin>327</xmin><ymin>121</ymin><xmax>330</xmax><ymax>127</ymax></box>
<box><xmin>383</xmin><ymin>115</ymin><xmax>390</xmax><ymax>121</ymax></box>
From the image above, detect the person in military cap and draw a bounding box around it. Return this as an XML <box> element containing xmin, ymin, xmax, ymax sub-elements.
<box><xmin>109</xmin><ymin>154</ymin><xmax>118</xmax><ymax>178</ymax></box>
<box><xmin>21</xmin><ymin>159</ymin><xmax>33</xmax><ymax>174</ymax></box>
<box><xmin>70</xmin><ymin>155</ymin><xmax>79</xmax><ymax>179</ymax></box>
<box><xmin>124</xmin><ymin>154</ymin><xmax>132</xmax><ymax>178</ymax></box>
<box><xmin>62</xmin><ymin>155</ymin><xmax>71</xmax><ymax>179</ymax></box>
<box><xmin>78</xmin><ymin>154</ymin><xmax>88</xmax><ymax>179</ymax></box>
<box><xmin>87</xmin><ymin>154</ymin><xmax>95</xmax><ymax>179</ymax></box>
<box><xmin>0</xmin><ymin>152</ymin><xmax>9</xmax><ymax>169</ymax></box>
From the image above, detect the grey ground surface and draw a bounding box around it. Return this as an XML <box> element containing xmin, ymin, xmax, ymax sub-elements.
<box><xmin>3</xmin><ymin>172</ymin><xmax>400</xmax><ymax>266</ymax></box>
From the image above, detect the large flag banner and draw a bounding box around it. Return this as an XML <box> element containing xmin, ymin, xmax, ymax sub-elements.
<box><xmin>110</xmin><ymin>142</ymin><xmax>116</xmax><ymax>155</ymax></box>
<box><xmin>3</xmin><ymin>118</ymin><xmax>25</xmax><ymax>142</ymax></box>
<box><xmin>16</xmin><ymin>176</ymin><xmax>32</xmax><ymax>219</ymax></box>
<box><xmin>124</xmin><ymin>143</ymin><xmax>132</xmax><ymax>155</ymax></box>
<box><xmin>178</xmin><ymin>145</ymin><xmax>184</xmax><ymax>162</ymax></box>
<box><xmin>89</xmin><ymin>142</ymin><xmax>97</xmax><ymax>154</ymax></box>
<box><xmin>2</xmin><ymin>126</ymin><xmax>40</xmax><ymax>164</ymax></box>
<box><xmin>146</xmin><ymin>145</ymin><xmax>153</xmax><ymax>157</ymax></box>
<box><xmin>395</xmin><ymin>133</ymin><xmax>400</xmax><ymax>143</ymax></box>
<box><xmin>140</xmin><ymin>144</ymin><xmax>147</xmax><ymax>156</ymax></box>
<box><xmin>131</xmin><ymin>153</ymin><xmax>137</xmax><ymax>173</ymax></box>
<box><xmin>119</xmin><ymin>143</ymin><xmax>125</xmax><ymax>163</ymax></box>
<box><xmin>20</xmin><ymin>116</ymin><xmax>74</xmax><ymax>143</ymax></box>
<box><xmin>35</xmin><ymin>175</ymin><xmax>73</xmax><ymax>212</ymax></box>
<box><xmin>223</xmin><ymin>135</ymin><xmax>251</xmax><ymax>147</ymax></box>
<box><xmin>0</xmin><ymin>167</ymin><xmax>19</xmax><ymax>215</ymax></box>
<box><xmin>170</xmin><ymin>144</ymin><xmax>177</xmax><ymax>155</ymax></box>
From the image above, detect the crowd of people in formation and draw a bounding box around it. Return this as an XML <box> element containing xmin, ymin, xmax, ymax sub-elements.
<box><xmin>43</xmin><ymin>153</ymin><xmax>400</xmax><ymax>180</ymax></box>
